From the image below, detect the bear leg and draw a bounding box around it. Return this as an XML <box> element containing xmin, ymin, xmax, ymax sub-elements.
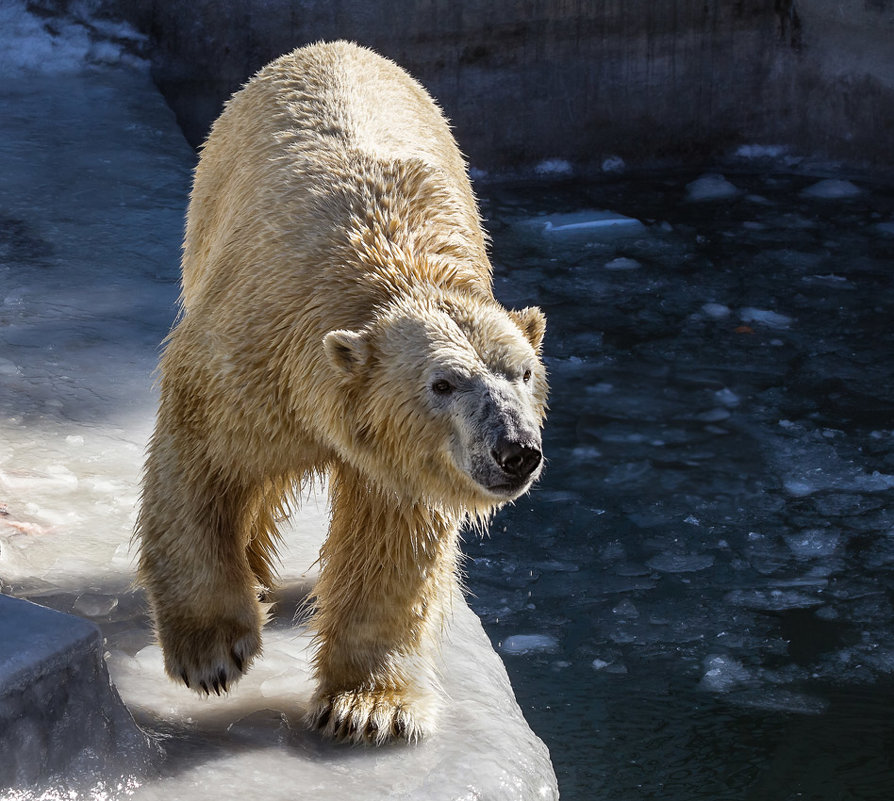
<box><xmin>138</xmin><ymin>437</ymin><xmax>268</xmax><ymax>694</ymax></box>
<box><xmin>306</xmin><ymin>465</ymin><xmax>459</xmax><ymax>743</ymax></box>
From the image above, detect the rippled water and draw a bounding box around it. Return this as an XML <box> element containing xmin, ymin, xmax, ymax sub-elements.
<box><xmin>470</xmin><ymin>170</ymin><xmax>894</xmax><ymax>799</ymax></box>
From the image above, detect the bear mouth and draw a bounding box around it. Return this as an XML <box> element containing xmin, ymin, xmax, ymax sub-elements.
<box><xmin>482</xmin><ymin>474</ymin><xmax>538</xmax><ymax>498</ymax></box>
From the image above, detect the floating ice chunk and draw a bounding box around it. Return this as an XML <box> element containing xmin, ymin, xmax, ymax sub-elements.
<box><xmin>733</xmin><ymin>689</ymin><xmax>828</xmax><ymax>715</ymax></box>
<box><xmin>534</xmin><ymin>158</ymin><xmax>573</xmax><ymax>176</ymax></box>
<box><xmin>734</xmin><ymin>144</ymin><xmax>787</xmax><ymax>159</ymax></box>
<box><xmin>702</xmin><ymin>302</ymin><xmax>731</xmax><ymax>319</ymax></box>
<box><xmin>876</xmin><ymin>222</ymin><xmax>894</xmax><ymax>236</ymax></box>
<box><xmin>612</xmin><ymin>598</ymin><xmax>639</xmax><ymax>619</ymax></box>
<box><xmin>571</xmin><ymin>445</ymin><xmax>601</xmax><ymax>460</ymax></box>
<box><xmin>714</xmin><ymin>388</ymin><xmax>740</xmax><ymax>407</ymax></box>
<box><xmin>528</xmin><ymin>210</ymin><xmax>646</xmax><ymax>239</ymax></box>
<box><xmin>739</xmin><ymin>307</ymin><xmax>793</xmax><ymax>329</ymax></box>
<box><xmin>685</xmin><ymin>174</ymin><xmax>740</xmax><ymax>202</ymax></box>
<box><xmin>801</xmin><ymin>179</ymin><xmax>862</xmax><ymax>199</ymax></box>
<box><xmin>603</xmin><ymin>257</ymin><xmax>641</xmax><ymax>271</ymax></box>
<box><xmin>697</xmin><ymin>408</ymin><xmax>731</xmax><ymax>422</ymax></box>
<box><xmin>700</xmin><ymin>655</ymin><xmax>750</xmax><ymax>692</ymax></box>
<box><xmin>725</xmin><ymin>589</ymin><xmax>822</xmax><ymax>610</ymax></box>
<box><xmin>591</xmin><ymin>658</ymin><xmax>627</xmax><ymax>674</ymax></box>
<box><xmin>646</xmin><ymin>553</ymin><xmax>715</xmax><ymax>573</ymax></box>
<box><xmin>500</xmin><ymin>634</ymin><xmax>559</xmax><ymax>655</ymax></box>
<box><xmin>601</xmin><ymin>156</ymin><xmax>626</xmax><ymax>173</ymax></box>
<box><xmin>784</xmin><ymin>529</ymin><xmax>840</xmax><ymax>558</ymax></box>
<box><xmin>784</xmin><ymin>479</ymin><xmax>815</xmax><ymax>497</ymax></box>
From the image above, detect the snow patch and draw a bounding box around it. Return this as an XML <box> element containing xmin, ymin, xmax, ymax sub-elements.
<box><xmin>0</xmin><ymin>0</ymin><xmax>147</xmax><ymax>75</ymax></box>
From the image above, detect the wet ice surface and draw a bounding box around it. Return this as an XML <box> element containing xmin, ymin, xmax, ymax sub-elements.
<box><xmin>473</xmin><ymin>170</ymin><xmax>894</xmax><ymax>799</ymax></box>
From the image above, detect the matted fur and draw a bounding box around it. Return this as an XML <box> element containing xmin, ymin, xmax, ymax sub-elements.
<box><xmin>137</xmin><ymin>41</ymin><xmax>547</xmax><ymax>743</ymax></box>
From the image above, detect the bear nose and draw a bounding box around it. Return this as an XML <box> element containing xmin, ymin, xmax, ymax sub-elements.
<box><xmin>491</xmin><ymin>438</ymin><xmax>542</xmax><ymax>479</ymax></box>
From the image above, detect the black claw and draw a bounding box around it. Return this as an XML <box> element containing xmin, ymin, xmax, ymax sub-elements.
<box><xmin>232</xmin><ymin>650</ymin><xmax>244</xmax><ymax>673</ymax></box>
<box><xmin>211</xmin><ymin>677</ymin><xmax>221</xmax><ymax>696</ymax></box>
<box><xmin>180</xmin><ymin>670</ymin><xmax>191</xmax><ymax>689</ymax></box>
<box><xmin>218</xmin><ymin>669</ymin><xmax>228</xmax><ymax>693</ymax></box>
<box><xmin>200</xmin><ymin>680</ymin><xmax>209</xmax><ymax>695</ymax></box>
<box><xmin>317</xmin><ymin>707</ymin><xmax>331</xmax><ymax>730</ymax></box>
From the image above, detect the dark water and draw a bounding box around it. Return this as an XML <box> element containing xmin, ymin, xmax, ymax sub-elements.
<box><xmin>468</xmin><ymin>169</ymin><xmax>894</xmax><ymax>800</ymax></box>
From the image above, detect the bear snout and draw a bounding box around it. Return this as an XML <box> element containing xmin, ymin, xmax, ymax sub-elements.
<box><xmin>491</xmin><ymin>436</ymin><xmax>542</xmax><ymax>481</ymax></box>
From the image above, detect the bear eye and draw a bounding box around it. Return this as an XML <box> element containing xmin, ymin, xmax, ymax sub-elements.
<box><xmin>522</xmin><ymin>369</ymin><xmax>532</xmax><ymax>383</ymax></box>
<box><xmin>431</xmin><ymin>379</ymin><xmax>453</xmax><ymax>395</ymax></box>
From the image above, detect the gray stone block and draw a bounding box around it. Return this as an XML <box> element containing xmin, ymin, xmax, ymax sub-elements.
<box><xmin>0</xmin><ymin>594</ymin><xmax>156</xmax><ymax>792</ymax></box>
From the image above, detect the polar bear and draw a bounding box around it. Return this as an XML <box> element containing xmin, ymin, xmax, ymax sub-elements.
<box><xmin>137</xmin><ymin>41</ymin><xmax>547</xmax><ymax>744</ymax></box>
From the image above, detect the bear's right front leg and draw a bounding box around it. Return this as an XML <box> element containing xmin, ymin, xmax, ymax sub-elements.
<box><xmin>307</xmin><ymin>466</ymin><xmax>460</xmax><ymax>744</ymax></box>
<box><xmin>137</xmin><ymin>436</ymin><xmax>265</xmax><ymax>694</ymax></box>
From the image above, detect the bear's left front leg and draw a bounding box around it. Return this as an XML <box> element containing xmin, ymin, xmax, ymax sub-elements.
<box><xmin>307</xmin><ymin>466</ymin><xmax>461</xmax><ymax>744</ymax></box>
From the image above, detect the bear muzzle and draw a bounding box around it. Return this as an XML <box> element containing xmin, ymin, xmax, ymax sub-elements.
<box><xmin>483</xmin><ymin>433</ymin><xmax>543</xmax><ymax>496</ymax></box>
<box><xmin>491</xmin><ymin>437</ymin><xmax>542</xmax><ymax>481</ymax></box>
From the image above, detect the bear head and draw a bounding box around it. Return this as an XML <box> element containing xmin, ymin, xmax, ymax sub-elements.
<box><xmin>323</xmin><ymin>291</ymin><xmax>547</xmax><ymax>513</ymax></box>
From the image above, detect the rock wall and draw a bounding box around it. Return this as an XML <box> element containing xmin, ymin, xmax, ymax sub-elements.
<box><xmin>35</xmin><ymin>0</ymin><xmax>894</xmax><ymax>170</ymax></box>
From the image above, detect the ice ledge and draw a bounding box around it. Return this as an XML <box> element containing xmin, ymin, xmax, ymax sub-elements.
<box><xmin>107</xmin><ymin>586</ymin><xmax>559</xmax><ymax>801</ymax></box>
<box><xmin>0</xmin><ymin>594</ymin><xmax>156</xmax><ymax>791</ymax></box>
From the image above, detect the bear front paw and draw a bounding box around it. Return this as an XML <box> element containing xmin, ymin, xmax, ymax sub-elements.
<box><xmin>306</xmin><ymin>689</ymin><xmax>433</xmax><ymax>745</ymax></box>
<box><xmin>159</xmin><ymin>616</ymin><xmax>262</xmax><ymax>695</ymax></box>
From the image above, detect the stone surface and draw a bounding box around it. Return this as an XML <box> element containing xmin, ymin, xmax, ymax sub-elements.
<box><xmin>29</xmin><ymin>0</ymin><xmax>894</xmax><ymax>169</ymax></box>
<box><xmin>0</xmin><ymin>594</ymin><xmax>155</xmax><ymax>790</ymax></box>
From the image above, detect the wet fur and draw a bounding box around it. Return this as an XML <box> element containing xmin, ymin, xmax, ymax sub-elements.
<box><xmin>137</xmin><ymin>41</ymin><xmax>547</xmax><ymax>743</ymax></box>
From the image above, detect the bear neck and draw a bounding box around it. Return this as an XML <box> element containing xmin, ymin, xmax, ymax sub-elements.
<box><xmin>342</xmin><ymin>158</ymin><xmax>492</xmax><ymax>307</ymax></box>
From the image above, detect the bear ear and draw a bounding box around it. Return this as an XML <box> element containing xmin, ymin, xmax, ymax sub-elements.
<box><xmin>509</xmin><ymin>306</ymin><xmax>546</xmax><ymax>353</ymax></box>
<box><xmin>323</xmin><ymin>329</ymin><xmax>370</xmax><ymax>376</ymax></box>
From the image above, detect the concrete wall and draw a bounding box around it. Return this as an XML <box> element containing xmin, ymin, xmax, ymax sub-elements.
<box><xmin>38</xmin><ymin>0</ymin><xmax>894</xmax><ymax>169</ymax></box>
